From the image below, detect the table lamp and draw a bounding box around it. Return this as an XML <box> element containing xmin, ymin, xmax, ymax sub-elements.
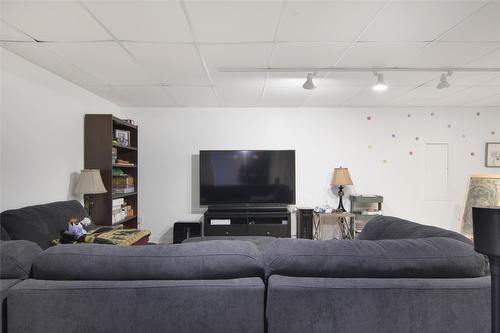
<box><xmin>73</xmin><ymin>169</ymin><xmax>107</xmax><ymax>220</ymax></box>
<box><xmin>330</xmin><ymin>167</ymin><xmax>353</xmax><ymax>212</ymax></box>
<box><xmin>472</xmin><ymin>206</ymin><xmax>500</xmax><ymax>333</ymax></box>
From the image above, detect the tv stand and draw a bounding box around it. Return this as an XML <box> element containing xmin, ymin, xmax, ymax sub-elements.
<box><xmin>204</xmin><ymin>207</ymin><xmax>291</xmax><ymax>237</ymax></box>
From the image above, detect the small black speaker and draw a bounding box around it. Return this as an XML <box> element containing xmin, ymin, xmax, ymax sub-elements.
<box><xmin>296</xmin><ymin>208</ymin><xmax>314</xmax><ymax>239</ymax></box>
<box><xmin>472</xmin><ymin>206</ymin><xmax>500</xmax><ymax>333</ymax></box>
<box><xmin>173</xmin><ymin>221</ymin><xmax>202</xmax><ymax>244</ymax></box>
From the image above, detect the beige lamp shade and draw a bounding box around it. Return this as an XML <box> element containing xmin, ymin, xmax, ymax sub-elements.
<box><xmin>330</xmin><ymin>167</ymin><xmax>353</xmax><ymax>186</ymax></box>
<box><xmin>73</xmin><ymin>169</ymin><xmax>107</xmax><ymax>194</ymax></box>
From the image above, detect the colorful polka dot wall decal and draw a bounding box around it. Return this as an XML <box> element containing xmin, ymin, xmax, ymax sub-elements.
<box><xmin>407</xmin><ymin>114</ymin><xmax>411</xmax><ymax>118</ymax></box>
<box><xmin>470</xmin><ymin>152</ymin><xmax>475</xmax><ymax>156</ymax></box>
<box><xmin>409</xmin><ymin>151</ymin><xmax>414</xmax><ymax>156</ymax></box>
<box><xmin>462</xmin><ymin>134</ymin><xmax>466</xmax><ymax>138</ymax></box>
<box><xmin>367</xmin><ymin>116</ymin><xmax>372</xmax><ymax>121</ymax></box>
<box><xmin>415</xmin><ymin>137</ymin><xmax>420</xmax><ymax>141</ymax></box>
<box><xmin>430</xmin><ymin>112</ymin><xmax>435</xmax><ymax>116</ymax></box>
<box><xmin>368</xmin><ymin>145</ymin><xmax>373</xmax><ymax>150</ymax></box>
<box><xmin>492</xmin><ymin>131</ymin><xmax>496</xmax><ymax>135</ymax></box>
<box><xmin>476</xmin><ymin>112</ymin><xmax>481</xmax><ymax>116</ymax></box>
<box><xmin>392</xmin><ymin>134</ymin><xmax>396</xmax><ymax>138</ymax></box>
<box><xmin>382</xmin><ymin>160</ymin><xmax>387</xmax><ymax>164</ymax></box>
<box><xmin>447</xmin><ymin>124</ymin><xmax>452</xmax><ymax>128</ymax></box>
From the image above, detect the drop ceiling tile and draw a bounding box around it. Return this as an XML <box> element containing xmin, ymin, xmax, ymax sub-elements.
<box><xmin>405</xmin><ymin>42</ymin><xmax>500</xmax><ymax>67</ymax></box>
<box><xmin>389</xmin><ymin>86</ymin><xmax>465</xmax><ymax>106</ymax></box>
<box><xmin>84</xmin><ymin>86</ymin><xmax>132</xmax><ymax>106</ymax></box>
<box><xmin>45</xmin><ymin>42</ymin><xmax>155</xmax><ymax>85</ymax></box>
<box><xmin>479</xmin><ymin>75</ymin><xmax>500</xmax><ymax>86</ymax></box>
<box><xmin>428</xmin><ymin>86</ymin><xmax>500</xmax><ymax>106</ymax></box>
<box><xmin>123</xmin><ymin>42</ymin><xmax>209</xmax><ymax>85</ymax></box>
<box><xmin>465</xmin><ymin>93</ymin><xmax>500</xmax><ymax>107</ymax></box>
<box><xmin>1</xmin><ymin>41</ymin><xmax>105</xmax><ymax>86</ymax></box>
<box><xmin>200</xmin><ymin>43</ymin><xmax>272</xmax><ymax>85</ymax></box>
<box><xmin>165</xmin><ymin>86</ymin><xmax>218</xmax><ymax>107</ymax></box>
<box><xmin>217</xmin><ymin>83</ymin><xmax>263</xmax><ymax>107</ymax></box>
<box><xmin>278</xmin><ymin>1</ymin><xmax>383</xmax><ymax>42</ymax></box>
<box><xmin>468</xmin><ymin>47</ymin><xmax>500</xmax><ymax>68</ymax></box>
<box><xmin>303</xmin><ymin>86</ymin><xmax>363</xmax><ymax>107</ymax></box>
<box><xmin>261</xmin><ymin>85</ymin><xmax>312</xmax><ymax>107</ymax></box>
<box><xmin>0</xmin><ymin>1</ymin><xmax>110</xmax><ymax>41</ymax></box>
<box><xmin>184</xmin><ymin>1</ymin><xmax>282</xmax><ymax>43</ymax></box>
<box><xmin>440</xmin><ymin>3</ymin><xmax>500</xmax><ymax>42</ymax></box>
<box><xmin>83</xmin><ymin>1</ymin><xmax>192</xmax><ymax>42</ymax></box>
<box><xmin>111</xmin><ymin>86</ymin><xmax>176</xmax><ymax>107</ymax></box>
<box><xmin>0</xmin><ymin>22</ymin><xmax>32</xmax><ymax>41</ymax></box>
<box><xmin>342</xmin><ymin>86</ymin><xmax>414</xmax><ymax>106</ymax></box>
<box><xmin>271</xmin><ymin>42</ymin><xmax>349</xmax><ymax>67</ymax></box>
<box><xmin>359</xmin><ymin>1</ymin><xmax>483</xmax><ymax>42</ymax></box>
<box><xmin>337</xmin><ymin>42</ymin><xmax>426</xmax><ymax>67</ymax></box>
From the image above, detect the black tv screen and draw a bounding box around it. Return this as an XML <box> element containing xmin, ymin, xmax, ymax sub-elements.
<box><xmin>200</xmin><ymin>150</ymin><xmax>296</xmax><ymax>206</ymax></box>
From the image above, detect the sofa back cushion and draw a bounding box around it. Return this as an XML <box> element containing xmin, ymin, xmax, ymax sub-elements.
<box><xmin>33</xmin><ymin>240</ymin><xmax>264</xmax><ymax>280</ymax></box>
<box><xmin>263</xmin><ymin>237</ymin><xmax>486</xmax><ymax>279</ymax></box>
<box><xmin>0</xmin><ymin>240</ymin><xmax>42</xmax><ymax>279</ymax></box>
<box><xmin>358</xmin><ymin>216</ymin><xmax>472</xmax><ymax>244</ymax></box>
<box><xmin>0</xmin><ymin>200</ymin><xmax>90</xmax><ymax>249</ymax></box>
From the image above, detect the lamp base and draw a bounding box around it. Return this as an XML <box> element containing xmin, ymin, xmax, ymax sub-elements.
<box><xmin>84</xmin><ymin>194</ymin><xmax>94</xmax><ymax>221</ymax></box>
<box><xmin>336</xmin><ymin>185</ymin><xmax>346</xmax><ymax>212</ymax></box>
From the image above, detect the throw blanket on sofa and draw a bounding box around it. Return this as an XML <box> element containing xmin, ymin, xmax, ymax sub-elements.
<box><xmin>83</xmin><ymin>227</ymin><xmax>151</xmax><ymax>246</ymax></box>
<box><xmin>54</xmin><ymin>227</ymin><xmax>150</xmax><ymax>246</ymax></box>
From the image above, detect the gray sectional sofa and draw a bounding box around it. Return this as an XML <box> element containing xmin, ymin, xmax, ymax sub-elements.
<box><xmin>0</xmin><ymin>201</ymin><xmax>492</xmax><ymax>333</ymax></box>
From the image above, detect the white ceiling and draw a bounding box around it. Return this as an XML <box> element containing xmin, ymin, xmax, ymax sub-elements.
<box><xmin>1</xmin><ymin>0</ymin><xmax>499</xmax><ymax>108</ymax></box>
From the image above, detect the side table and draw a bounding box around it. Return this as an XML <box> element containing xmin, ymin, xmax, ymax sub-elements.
<box><xmin>313</xmin><ymin>212</ymin><xmax>356</xmax><ymax>240</ymax></box>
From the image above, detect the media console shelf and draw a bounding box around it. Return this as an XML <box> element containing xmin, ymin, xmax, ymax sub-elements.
<box><xmin>204</xmin><ymin>209</ymin><xmax>291</xmax><ymax>238</ymax></box>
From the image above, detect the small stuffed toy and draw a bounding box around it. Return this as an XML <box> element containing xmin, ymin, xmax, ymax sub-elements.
<box><xmin>67</xmin><ymin>217</ymin><xmax>88</xmax><ymax>238</ymax></box>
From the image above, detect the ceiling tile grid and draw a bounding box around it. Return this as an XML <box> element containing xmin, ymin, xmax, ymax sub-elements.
<box><xmin>0</xmin><ymin>0</ymin><xmax>499</xmax><ymax>107</ymax></box>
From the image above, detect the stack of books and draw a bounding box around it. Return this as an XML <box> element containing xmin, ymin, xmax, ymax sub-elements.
<box><xmin>113</xmin><ymin>174</ymin><xmax>135</xmax><ymax>194</ymax></box>
<box><xmin>112</xmin><ymin>198</ymin><xmax>134</xmax><ymax>224</ymax></box>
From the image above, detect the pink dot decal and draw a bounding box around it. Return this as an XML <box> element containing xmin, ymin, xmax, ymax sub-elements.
<box><xmin>470</xmin><ymin>152</ymin><xmax>475</xmax><ymax>156</ymax></box>
<box><xmin>367</xmin><ymin>116</ymin><xmax>372</xmax><ymax>121</ymax></box>
<box><xmin>409</xmin><ymin>151</ymin><xmax>414</xmax><ymax>156</ymax></box>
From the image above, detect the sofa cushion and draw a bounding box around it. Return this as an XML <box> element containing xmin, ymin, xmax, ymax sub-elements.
<box><xmin>263</xmin><ymin>237</ymin><xmax>487</xmax><ymax>279</ymax></box>
<box><xmin>358</xmin><ymin>215</ymin><xmax>472</xmax><ymax>244</ymax></box>
<box><xmin>32</xmin><ymin>241</ymin><xmax>264</xmax><ymax>280</ymax></box>
<box><xmin>0</xmin><ymin>225</ymin><xmax>10</xmax><ymax>241</ymax></box>
<box><xmin>0</xmin><ymin>240</ymin><xmax>42</xmax><ymax>279</ymax></box>
<box><xmin>0</xmin><ymin>200</ymin><xmax>90</xmax><ymax>249</ymax></box>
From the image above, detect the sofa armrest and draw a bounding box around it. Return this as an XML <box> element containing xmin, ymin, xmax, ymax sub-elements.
<box><xmin>0</xmin><ymin>240</ymin><xmax>42</xmax><ymax>279</ymax></box>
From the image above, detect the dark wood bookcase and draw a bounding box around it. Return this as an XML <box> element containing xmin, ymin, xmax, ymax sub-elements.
<box><xmin>84</xmin><ymin>114</ymin><xmax>138</xmax><ymax>228</ymax></box>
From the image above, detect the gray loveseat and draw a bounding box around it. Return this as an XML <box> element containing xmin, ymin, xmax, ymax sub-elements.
<box><xmin>263</xmin><ymin>216</ymin><xmax>491</xmax><ymax>333</ymax></box>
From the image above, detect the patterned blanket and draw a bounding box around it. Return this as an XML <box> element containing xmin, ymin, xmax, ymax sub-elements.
<box><xmin>53</xmin><ymin>226</ymin><xmax>151</xmax><ymax>246</ymax></box>
<box><xmin>83</xmin><ymin>226</ymin><xmax>151</xmax><ymax>246</ymax></box>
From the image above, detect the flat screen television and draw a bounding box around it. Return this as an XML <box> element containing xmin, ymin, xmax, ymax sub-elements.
<box><xmin>200</xmin><ymin>150</ymin><xmax>296</xmax><ymax>206</ymax></box>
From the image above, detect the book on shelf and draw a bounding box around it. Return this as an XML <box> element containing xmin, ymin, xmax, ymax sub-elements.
<box><xmin>113</xmin><ymin>186</ymin><xmax>135</xmax><ymax>194</ymax></box>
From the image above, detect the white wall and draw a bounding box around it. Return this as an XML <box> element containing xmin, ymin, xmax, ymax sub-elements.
<box><xmin>122</xmin><ymin>107</ymin><xmax>500</xmax><ymax>243</ymax></box>
<box><xmin>0</xmin><ymin>49</ymin><xmax>121</xmax><ymax>210</ymax></box>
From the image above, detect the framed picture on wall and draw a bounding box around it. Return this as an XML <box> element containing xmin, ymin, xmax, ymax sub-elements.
<box><xmin>485</xmin><ymin>142</ymin><xmax>500</xmax><ymax>167</ymax></box>
<box><xmin>461</xmin><ymin>174</ymin><xmax>500</xmax><ymax>238</ymax></box>
<box><xmin>115</xmin><ymin>129</ymin><xmax>130</xmax><ymax>146</ymax></box>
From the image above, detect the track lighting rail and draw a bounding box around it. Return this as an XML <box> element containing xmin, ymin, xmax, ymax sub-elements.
<box><xmin>218</xmin><ymin>67</ymin><xmax>500</xmax><ymax>73</ymax></box>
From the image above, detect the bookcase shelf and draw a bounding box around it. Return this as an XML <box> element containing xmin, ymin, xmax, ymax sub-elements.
<box><xmin>84</xmin><ymin>114</ymin><xmax>138</xmax><ymax>228</ymax></box>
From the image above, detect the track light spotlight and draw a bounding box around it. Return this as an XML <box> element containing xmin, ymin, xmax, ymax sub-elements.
<box><xmin>436</xmin><ymin>71</ymin><xmax>452</xmax><ymax>89</ymax></box>
<box><xmin>302</xmin><ymin>73</ymin><xmax>316</xmax><ymax>90</ymax></box>
<box><xmin>372</xmin><ymin>72</ymin><xmax>388</xmax><ymax>92</ymax></box>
